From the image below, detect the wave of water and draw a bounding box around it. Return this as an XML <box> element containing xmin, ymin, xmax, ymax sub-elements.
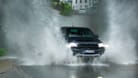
<box><xmin>101</xmin><ymin>0</ymin><xmax>137</xmax><ymax>65</ymax></box>
<box><xmin>2</xmin><ymin>0</ymin><xmax>76</xmax><ymax>65</ymax></box>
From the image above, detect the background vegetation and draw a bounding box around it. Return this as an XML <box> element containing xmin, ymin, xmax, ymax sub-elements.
<box><xmin>0</xmin><ymin>48</ymin><xmax>6</xmax><ymax>57</ymax></box>
<box><xmin>52</xmin><ymin>0</ymin><xmax>73</xmax><ymax>16</ymax></box>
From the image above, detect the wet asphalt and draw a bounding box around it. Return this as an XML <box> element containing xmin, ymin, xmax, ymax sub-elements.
<box><xmin>0</xmin><ymin>64</ymin><xmax>138</xmax><ymax>78</ymax></box>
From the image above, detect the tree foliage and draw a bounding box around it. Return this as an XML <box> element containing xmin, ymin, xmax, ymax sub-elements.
<box><xmin>0</xmin><ymin>48</ymin><xmax>6</xmax><ymax>56</ymax></box>
<box><xmin>60</xmin><ymin>2</ymin><xmax>72</xmax><ymax>16</ymax></box>
<box><xmin>52</xmin><ymin>1</ymin><xmax>73</xmax><ymax>16</ymax></box>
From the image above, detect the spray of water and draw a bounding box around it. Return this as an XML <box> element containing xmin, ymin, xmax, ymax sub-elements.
<box><xmin>2</xmin><ymin>0</ymin><xmax>137</xmax><ymax>65</ymax></box>
<box><xmin>2</xmin><ymin>0</ymin><xmax>76</xmax><ymax>65</ymax></box>
<box><xmin>102</xmin><ymin>0</ymin><xmax>137</xmax><ymax>64</ymax></box>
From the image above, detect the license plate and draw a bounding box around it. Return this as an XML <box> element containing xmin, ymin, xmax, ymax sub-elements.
<box><xmin>84</xmin><ymin>50</ymin><xmax>95</xmax><ymax>53</ymax></box>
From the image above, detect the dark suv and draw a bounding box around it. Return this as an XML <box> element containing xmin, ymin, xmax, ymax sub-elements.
<box><xmin>61</xmin><ymin>27</ymin><xmax>105</xmax><ymax>58</ymax></box>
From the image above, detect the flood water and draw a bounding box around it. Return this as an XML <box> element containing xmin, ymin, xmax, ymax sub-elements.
<box><xmin>0</xmin><ymin>0</ymin><xmax>138</xmax><ymax>78</ymax></box>
<box><xmin>0</xmin><ymin>64</ymin><xmax>137</xmax><ymax>78</ymax></box>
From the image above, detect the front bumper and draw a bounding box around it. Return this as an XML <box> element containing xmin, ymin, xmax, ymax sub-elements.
<box><xmin>75</xmin><ymin>53</ymin><xmax>101</xmax><ymax>57</ymax></box>
<box><xmin>71</xmin><ymin>47</ymin><xmax>105</xmax><ymax>57</ymax></box>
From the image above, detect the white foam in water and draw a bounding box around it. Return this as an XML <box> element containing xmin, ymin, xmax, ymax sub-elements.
<box><xmin>65</xmin><ymin>59</ymin><xmax>110</xmax><ymax>67</ymax></box>
<box><xmin>65</xmin><ymin>62</ymin><xmax>109</xmax><ymax>67</ymax></box>
<box><xmin>2</xmin><ymin>0</ymin><xmax>76</xmax><ymax>65</ymax></box>
<box><xmin>101</xmin><ymin>0</ymin><xmax>137</xmax><ymax>65</ymax></box>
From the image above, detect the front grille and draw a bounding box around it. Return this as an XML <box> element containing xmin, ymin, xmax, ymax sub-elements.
<box><xmin>78</xmin><ymin>44</ymin><xmax>98</xmax><ymax>49</ymax></box>
<box><xmin>77</xmin><ymin>43</ymin><xmax>99</xmax><ymax>49</ymax></box>
<box><xmin>71</xmin><ymin>42</ymin><xmax>105</xmax><ymax>56</ymax></box>
<box><xmin>82</xmin><ymin>52</ymin><xmax>98</xmax><ymax>54</ymax></box>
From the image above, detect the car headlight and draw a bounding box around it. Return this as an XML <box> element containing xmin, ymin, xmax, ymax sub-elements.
<box><xmin>66</xmin><ymin>42</ymin><xmax>78</xmax><ymax>48</ymax></box>
<box><xmin>98</xmin><ymin>43</ymin><xmax>109</xmax><ymax>48</ymax></box>
<box><xmin>98</xmin><ymin>43</ymin><xmax>104</xmax><ymax>47</ymax></box>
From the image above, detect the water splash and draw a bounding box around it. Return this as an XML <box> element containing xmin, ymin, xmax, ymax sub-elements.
<box><xmin>2</xmin><ymin>0</ymin><xmax>76</xmax><ymax>65</ymax></box>
<box><xmin>2</xmin><ymin>0</ymin><xmax>137</xmax><ymax>65</ymax></box>
<box><xmin>102</xmin><ymin>0</ymin><xmax>137</xmax><ymax>64</ymax></box>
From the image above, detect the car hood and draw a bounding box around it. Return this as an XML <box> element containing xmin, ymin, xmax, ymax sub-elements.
<box><xmin>68</xmin><ymin>37</ymin><xmax>102</xmax><ymax>43</ymax></box>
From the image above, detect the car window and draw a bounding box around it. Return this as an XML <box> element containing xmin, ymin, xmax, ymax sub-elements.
<box><xmin>67</xmin><ymin>28</ymin><xmax>94</xmax><ymax>38</ymax></box>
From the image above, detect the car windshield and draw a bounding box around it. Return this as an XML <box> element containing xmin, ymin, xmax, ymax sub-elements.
<box><xmin>67</xmin><ymin>28</ymin><xmax>95</xmax><ymax>38</ymax></box>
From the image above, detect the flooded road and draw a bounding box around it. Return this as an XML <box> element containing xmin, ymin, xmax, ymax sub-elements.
<box><xmin>0</xmin><ymin>0</ymin><xmax>138</xmax><ymax>78</ymax></box>
<box><xmin>1</xmin><ymin>64</ymin><xmax>138</xmax><ymax>78</ymax></box>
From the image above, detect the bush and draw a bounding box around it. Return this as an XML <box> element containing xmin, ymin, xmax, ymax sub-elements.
<box><xmin>0</xmin><ymin>48</ymin><xmax>6</xmax><ymax>57</ymax></box>
<box><xmin>60</xmin><ymin>2</ymin><xmax>73</xmax><ymax>16</ymax></box>
<box><xmin>52</xmin><ymin>0</ymin><xmax>73</xmax><ymax>16</ymax></box>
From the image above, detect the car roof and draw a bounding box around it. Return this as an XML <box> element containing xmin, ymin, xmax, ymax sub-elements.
<box><xmin>61</xmin><ymin>26</ymin><xmax>90</xmax><ymax>30</ymax></box>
